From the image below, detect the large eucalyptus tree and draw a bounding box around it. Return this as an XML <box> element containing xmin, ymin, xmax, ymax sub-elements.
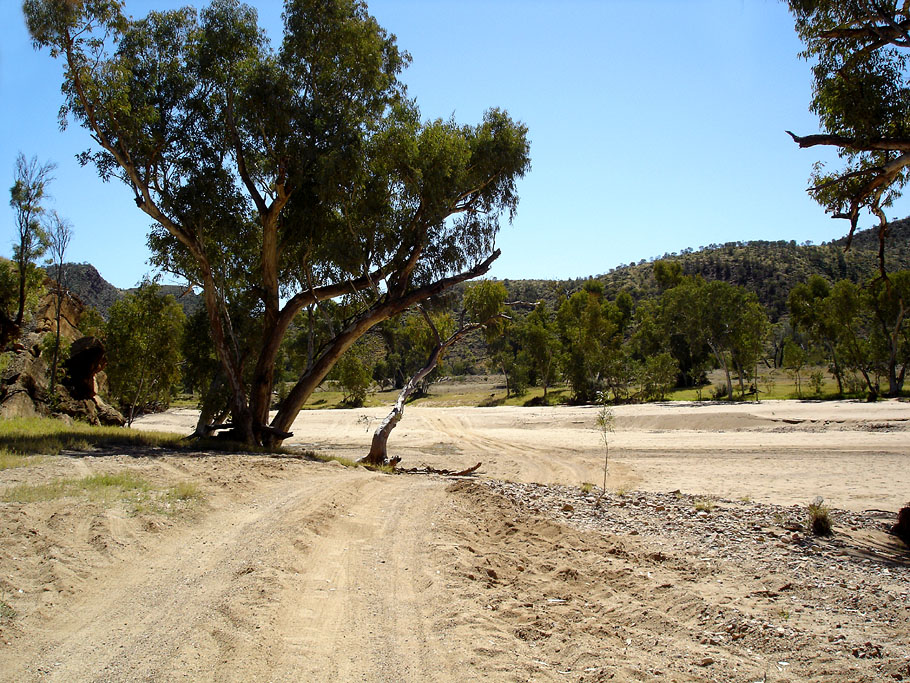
<box><xmin>25</xmin><ymin>0</ymin><xmax>530</xmax><ymax>445</ymax></box>
<box><xmin>787</xmin><ymin>1</ymin><xmax>910</xmax><ymax>262</ymax></box>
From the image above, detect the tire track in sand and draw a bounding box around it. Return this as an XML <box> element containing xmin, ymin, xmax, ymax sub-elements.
<box><xmin>4</xmin><ymin>467</ymin><xmax>453</xmax><ymax>682</ymax></box>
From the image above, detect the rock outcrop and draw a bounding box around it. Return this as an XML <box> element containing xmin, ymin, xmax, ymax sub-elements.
<box><xmin>1</xmin><ymin>285</ymin><xmax>124</xmax><ymax>426</ymax></box>
<box><xmin>0</xmin><ymin>335</ymin><xmax>124</xmax><ymax>426</ymax></box>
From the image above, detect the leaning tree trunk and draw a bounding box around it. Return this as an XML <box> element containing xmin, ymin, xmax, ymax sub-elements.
<box><xmin>361</xmin><ymin>319</ymin><xmax>488</xmax><ymax>466</ymax></box>
<box><xmin>363</xmin><ymin>345</ymin><xmax>445</xmax><ymax>466</ymax></box>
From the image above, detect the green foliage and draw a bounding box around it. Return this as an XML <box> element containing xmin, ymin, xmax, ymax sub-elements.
<box><xmin>330</xmin><ymin>343</ymin><xmax>373</xmax><ymax>407</ymax></box>
<box><xmin>783</xmin><ymin>339</ymin><xmax>808</xmax><ymax>397</ymax></box>
<box><xmin>809</xmin><ymin>369</ymin><xmax>826</xmax><ymax>396</ymax></box>
<box><xmin>557</xmin><ymin>288</ymin><xmax>623</xmax><ymax>402</ymax></box>
<box><xmin>106</xmin><ymin>280</ymin><xmax>186</xmax><ymax>424</ymax></box>
<box><xmin>787</xmin><ymin>2</ymin><xmax>910</xmax><ymax>238</ymax></box>
<box><xmin>520</xmin><ymin>302</ymin><xmax>560</xmax><ymax>397</ymax></box>
<box><xmin>653</xmin><ymin>260</ymin><xmax>683</xmax><ymax>291</ymax></box>
<box><xmin>636</xmin><ymin>352</ymin><xmax>679</xmax><ymax>401</ymax></box>
<box><xmin>595</xmin><ymin>393</ymin><xmax>615</xmax><ymax>496</ymax></box>
<box><xmin>26</xmin><ymin>0</ymin><xmax>531</xmax><ymax>444</ymax></box>
<box><xmin>38</xmin><ymin>332</ymin><xmax>71</xmax><ymax>388</ymax></box>
<box><xmin>78</xmin><ymin>306</ymin><xmax>106</xmax><ymax>339</ymax></box>
<box><xmin>464</xmin><ymin>280</ymin><xmax>507</xmax><ymax>329</ymax></box>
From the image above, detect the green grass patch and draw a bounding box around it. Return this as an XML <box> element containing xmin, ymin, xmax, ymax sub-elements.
<box><xmin>0</xmin><ymin>417</ymin><xmax>185</xmax><ymax>456</ymax></box>
<box><xmin>0</xmin><ymin>450</ymin><xmax>44</xmax><ymax>470</ymax></box>
<box><xmin>312</xmin><ymin>453</ymin><xmax>360</xmax><ymax>468</ymax></box>
<box><xmin>1</xmin><ymin>470</ymin><xmax>206</xmax><ymax>515</ymax></box>
<box><xmin>694</xmin><ymin>498</ymin><xmax>715</xmax><ymax>513</ymax></box>
<box><xmin>310</xmin><ymin>453</ymin><xmax>396</xmax><ymax>473</ymax></box>
<box><xmin>166</xmin><ymin>481</ymin><xmax>203</xmax><ymax>501</ymax></box>
<box><xmin>0</xmin><ymin>417</ymin><xmax>293</xmax><ymax>457</ymax></box>
<box><xmin>2</xmin><ymin>471</ymin><xmax>150</xmax><ymax>504</ymax></box>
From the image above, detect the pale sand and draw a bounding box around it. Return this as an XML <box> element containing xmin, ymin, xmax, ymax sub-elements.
<box><xmin>135</xmin><ymin>399</ymin><xmax>910</xmax><ymax>511</ymax></box>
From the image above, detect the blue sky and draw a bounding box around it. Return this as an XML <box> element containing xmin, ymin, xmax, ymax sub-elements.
<box><xmin>1</xmin><ymin>0</ymin><xmax>902</xmax><ymax>289</ymax></box>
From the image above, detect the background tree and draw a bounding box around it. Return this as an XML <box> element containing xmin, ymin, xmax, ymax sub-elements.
<box><xmin>556</xmin><ymin>282</ymin><xmax>624</xmax><ymax>403</ymax></box>
<box><xmin>520</xmin><ymin>302</ymin><xmax>560</xmax><ymax>399</ymax></box>
<box><xmin>660</xmin><ymin>277</ymin><xmax>769</xmax><ymax>400</ymax></box>
<box><xmin>783</xmin><ymin>339</ymin><xmax>808</xmax><ymax>398</ymax></box>
<box><xmin>106</xmin><ymin>281</ymin><xmax>186</xmax><ymax>426</ymax></box>
<box><xmin>635</xmin><ymin>352</ymin><xmax>679</xmax><ymax>402</ymax></box>
<box><xmin>787</xmin><ymin>1</ymin><xmax>910</xmax><ymax>260</ymax></box>
<box><xmin>789</xmin><ymin>275</ymin><xmax>846</xmax><ymax>394</ymax></box>
<box><xmin>27</xmin><ymin>0</ymin><xmax>530</xmax><ymax>447</ymax></box>
<box><xmin>45</xmin><ymin>211</ymin><xmax>72</xmax><ymax>393</ymax></box>
<box><xmin>7</xmin><ymin>153</ymin><xmax>54</xmax><ymax>341</ymax></box>
<box><xmin>329</xmin><ymin>341</ymin><xmax>374</xmax><ymax>408</ymax></box>
<box><xmin>826</xmin><ymin>278</ymin><xmax>880</xmax><ymax>396</ymax></box>
<box><xmin>867</xmin><ymin>270</ymin><xmax>910</xmax><ymax>395</ymax></box>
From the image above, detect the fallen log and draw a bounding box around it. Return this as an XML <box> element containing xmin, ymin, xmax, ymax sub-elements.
<box><xmin>398</xmin><ymin>462</ymin><xmax>482</xmax><ymax>477</ymax></box>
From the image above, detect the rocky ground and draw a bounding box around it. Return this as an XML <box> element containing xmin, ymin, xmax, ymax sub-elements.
<box><xmin>450</xmin><ymin>479</ymin><xmax>910</xmax><ymax>681</ymax></box>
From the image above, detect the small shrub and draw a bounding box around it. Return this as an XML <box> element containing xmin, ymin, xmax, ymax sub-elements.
<box><xmin>694</xmin><ymin>498</ymin><xmax>715</xmax><ymax>513</ymax></box>
<box><xmin>808</xmin><ymin>497</ymin><xmax>833</xmax><ymax>536</ymax></box>
<box><xmin>595</xmin><ymin>393</ymin><xmax>615</xmax><ymax>499</ymax></box>
<box><xmin>759</xmin><ymin>372</ymin><xmax>776</xmax><ymax>398</ymax></box>
<box><xmin>809</xmin><ymin>370</ymin><xmax>825</xmax><ymax>396</ymax></box>
<box><xmin>167</xmin><ymin>481</ymin><xmax>202</xmax><ymax>501</ymax></box>
<box><xmin>615</xmin><ymin>486</ymin><xmax>628</xmax><ymax>497</ymax></box>
<box><xmin>0</xmin><ymin>600</ymin><xmax>16</xmax><ymax>621</ymax></box>
<box><xmin>580</xmin><ymin>482</ymin><xmax>594</xmax><ymax>494</ymax></box>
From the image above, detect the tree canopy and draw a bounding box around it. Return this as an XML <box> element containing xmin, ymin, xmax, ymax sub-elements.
<box><xmin>26</xmin><ymin>0</ymin><xmax>530</xmax><ymax>445</ymax></box>
<box><xmin>787</xmin><ymin>1</ymin><xmax>910</xmax><ymax>258</ymax></box>
<box><xmin>106</xmin><ymin>280</ymin><xmax>186</xmax><ymax>425</ymax></box>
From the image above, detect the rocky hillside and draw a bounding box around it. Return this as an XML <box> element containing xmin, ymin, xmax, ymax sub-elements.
<box><xmin>59</xmin><ymin>218</ymin><xmax>910</xmax><ymax>324</ymax></box>
<box><xmin>59</xmin><ymin>264</ymin><xmax>203</xmax><ymax>318</ymax></box>
<box><xmin>492</xmin><ymin>217</ymin><xmax>910</xmax><ymax>322</ymax></box>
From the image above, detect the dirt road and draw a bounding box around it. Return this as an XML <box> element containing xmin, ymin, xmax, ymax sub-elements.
<box><xmin>1</xmin><ymin>458</ymin><xmax>473</xmax><ymax>682</ymax></box>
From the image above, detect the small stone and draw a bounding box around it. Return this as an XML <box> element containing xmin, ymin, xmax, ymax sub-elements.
<box><xmin>697</xmin><ymin>657</ymin><xmax>715</xmax><ymax>667</ymax></box>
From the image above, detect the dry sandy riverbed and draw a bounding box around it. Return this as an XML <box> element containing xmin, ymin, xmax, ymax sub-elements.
<box><xmin>0</xmin><ymin>400</ymin><xmax>907</xmax><ymax>681</ymax></box>
<box><xmin>137</xmin><ymin>399</ymin><xmax>910</xmax><ymax>511</ymax></box>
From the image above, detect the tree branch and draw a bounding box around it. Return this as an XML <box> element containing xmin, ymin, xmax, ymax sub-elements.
<box><xmin>786</xmin><ymin>131</ymin><xmax>910</xmax><ymax>153</ymax></box>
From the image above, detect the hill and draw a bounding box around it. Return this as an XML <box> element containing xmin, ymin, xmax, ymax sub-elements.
<box><xmin>59</xmin><ymin>218</ymin><xmax>910</xmax><ymax>324</ymax></box>
<box><xmin>493</xmin><ymin>217</ymin><xmax>910</xmax><ymax>321</ymax></box>
<box><xmin>59</xmin><ymin>263</ymin><xmax>203</xmax><ymax>318</ymax></box>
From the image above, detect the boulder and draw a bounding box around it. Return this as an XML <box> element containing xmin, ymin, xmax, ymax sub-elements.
<box><xmin>0</xmin><ymin>389</ymin><xmax>45</xmax><ymax>419</ymax></box>
<box><xmin>36</xmin><ymin>278</ymin><xmax>86</xmax><ymax>343</ymax></box>
<box><xmin>892</xmin><ymin>506</ymin><xmax>910</xmax><ymax>547</ymax></box>
<box><xmin>94</xmin><ymin>396</ymin><xmax>125</xmax><ymax>427</ymax></box>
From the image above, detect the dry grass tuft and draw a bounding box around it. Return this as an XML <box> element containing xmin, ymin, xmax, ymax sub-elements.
<box><xmin>808</xmin><ymin>497</ymin><xmax>833</xmax><ymax>536</ymax></box>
